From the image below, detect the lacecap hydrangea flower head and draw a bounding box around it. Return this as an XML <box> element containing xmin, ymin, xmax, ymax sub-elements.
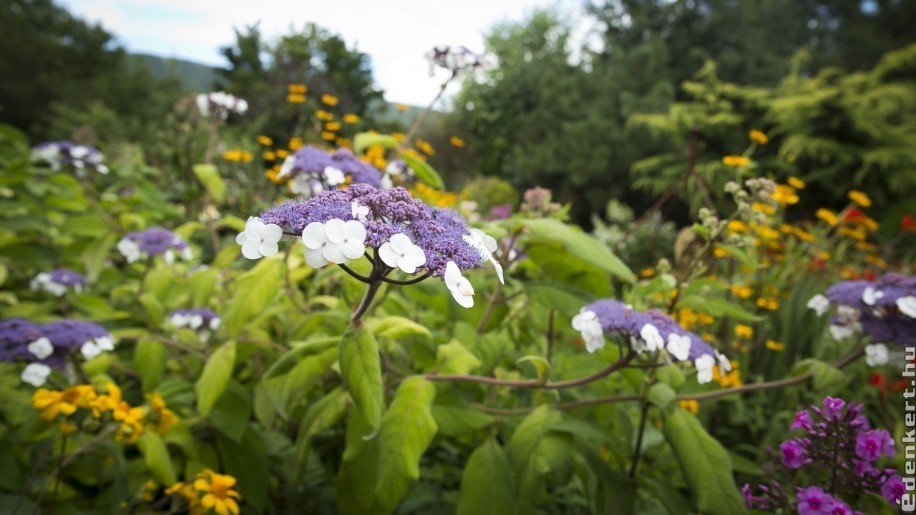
<box><xmin>277</xmin><ymin>146</ymin><xmax>383</xmax><ymax>198</ymax></box>
<box><xmin>166</xmin><ymin>308</ymin><xmax>220</xmax><ymax>340</ymax></box>
<box><xmin>32</xmin><ymin>141</ymin><xmax>108</xmax><ymax>176</ymax></box>
<box><xmin>117</xmin><ymin>228</ymin><xmax>193</xmax><ymax>264</ymax></box>
<box><xmin>239</xmin><ymin>184</ymin><xmax>503</xmax><ymax>308</ymax></box>
<box><xmin>30</xmin><ymin>269</ymin><xmax>87</xmax><ymax>297</ymax></box>
<box><xmin>1</xmin><ymin>318</ymin><xmax>116</xmax><ymax>386</ymax></box>
<box><xmin>424</xmin><ymin>45</ymin><xmax>494</xmax><ymax>78</ymax></box>
<box><xmin>807</xmin><ymin>272</ymin><xmax>916</xmax><ymax>346</ymax></box>
<box><xmin>571</xmin><ymin>299</ymin><xmax>728</xmax><ymax>384</ymax></box>
<box><xmin>196</xmin><ymin>91</ymin><xmax>248</xmax><ymax>120</ymax></box>
<box><xmin>743</xmin><ymin>396</ymin><xmax>902</xmax><ymax>512</ymax></box>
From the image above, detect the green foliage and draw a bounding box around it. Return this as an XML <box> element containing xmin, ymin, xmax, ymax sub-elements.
<box><xmin>338</xmin><ymin>327</ymin><xmax>384</xmax><ymax>431</ymax></box>
<box><xmin>461</xmin><ymin>177</ymin><xmax>519</xmax><ymax>214</ymax></box>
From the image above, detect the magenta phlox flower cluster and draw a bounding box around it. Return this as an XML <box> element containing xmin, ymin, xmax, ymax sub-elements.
<box><xmin>743</xmin><ymin>396</ymin><xmax>901</xmax><ymax>512</ymax></box>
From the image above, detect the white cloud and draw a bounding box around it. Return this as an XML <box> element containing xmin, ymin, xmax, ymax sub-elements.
<box><xmin>60</xmin><ymin>0</ymin><xmax>574</xmax><ymax>105</ymax></box>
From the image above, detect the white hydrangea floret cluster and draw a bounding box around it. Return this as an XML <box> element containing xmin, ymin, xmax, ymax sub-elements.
<box><xmin>463</xmin><ymin>228</ymin><xmax>504</xmax><ymax>285</ymax></box>
<box><xmin>196</xmin><ymin>91</ymin><xmax>248</xmax><ymax>119</ymax></box>
<box><xmin>236</xmin><ymin>217</ymin><xmax>283</xmax><ymax>260</ymax></box>
<box><xmin>572</xmin><ymin>310</ymin><xmax>604</xmax><ymax>353</ymax></box>
<box><xmin>302</xmin><ymin>219</ymin><xmax>368</xmax><ymax>268</ymax></box>
<box><xmin>21</xmin><ymin>363</ymin><xmax>52</xmax><ymax>387</ymax></box>
<box><xmin>444</xmin><ymin>262</ymin><xmax>474</xmax><ymax>308</ymax></box>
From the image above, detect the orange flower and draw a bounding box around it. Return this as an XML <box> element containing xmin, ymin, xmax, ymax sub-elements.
<box><xmin>343</xmin><ymin>114</ymin><xmax>359</xmax><ymax>124</ymax></box>
<box><xmin>722</xmin><ymin>155</ymin><xmax>750</xmax><ymax>167</ymax></box>
<box><xmin>395</xmin><ymin>103</ymin><xmax>409</xmax><ymax>111</ymax></box>
<box><xmin>321</xmin><ymin>94</ymin><xmax>338</xmax><ymax>106</ymax></box>
<box><xmin>449</xmin><ymin>136</ymin><xmax>465</xmax><ymax>147</ymax></box>
<box><xmin>748</xmin><ymin>130</ymin><xmax>769</xmax><ymax>145</ymax></box>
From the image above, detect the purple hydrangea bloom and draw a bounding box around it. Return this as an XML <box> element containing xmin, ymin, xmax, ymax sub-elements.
<box><xmin>0</xmin><ymin>319</ymin><xmax>46</xmax><ymax>363</ymax></box>
<box><xmin>855</xmin><ymin>430</ymin><xmax>894</xmax><ymax>462</ymax></box>
<box><xmin>278</xmin><ymin>146</ymin><xmax>382</xmax><ymax>197</ymax></box>
<box><xmin>167</xmin><ymin>308</ymin><xmax>221</xmax><ymax>333</ymax></box>
<box><xmin>32</xmin><ymin>141</ymin><xmax>108</xmax><ymax>176</ymax></box>
<box><xmin>881</xmin><ymin>475</ymin><xmax>905</xmax><ymax>504</ymax></box>
<box><xmin>796</xmin><ymin>487</ymin><xmax>836</xmax><ymax>515</ymax></box>
<box><xmin>30</xmin><ymin>268</ymin><xmax>87</xmax><ymax>296</ymax></box>
<box><xmin>118</xmin><ymin>228</ymin><xmax>192</xmax><ymax>264</ymax></box>
<box><xmin>781</xmin><ymin>440</ymin><xmax>808</xmax><ymax>469</ymax></box>
<box><xmin>260</xmin><ymin>184</ymin><xmax>484</xmax><ymax>277</ymax></box>
<box><xmin>822</xmin><ymin>273</ymin><xmax>916</xmax><ymax>346</ymax></box>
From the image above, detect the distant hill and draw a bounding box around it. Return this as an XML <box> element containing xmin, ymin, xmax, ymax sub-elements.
<box><xmin>127</xmin><ymin>53</ymin><xmax>222</xmax><ymax>92</ymax></box>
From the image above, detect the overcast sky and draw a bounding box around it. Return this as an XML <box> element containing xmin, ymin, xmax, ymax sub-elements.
<box><xmin>59</xmin><ymin>0</ymin><xmax>582</xmax><ymax>105</ymax></box>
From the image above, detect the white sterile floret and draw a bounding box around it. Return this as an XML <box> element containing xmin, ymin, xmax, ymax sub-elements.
<box><xmin>289</xmin><ymin>175</ymin><xmax>316</xmax><ymax>196</ymax></box>
<box><xmin>714</xmin><ymin>350</ymin><xmax>732</xmax><ymax>374</ymax></box>
<box><xmin>324</xmin><ymin>166</ymin><xmax>345</xmax><ymax>186</ymax></box>
<box><xmin>462</xmin><ymin>228</ymin><xmax>504</xmax><ymax>284</ymax></box>
<box><xmin>666</xmin><ymin>333</ymin><xmax>691</xmax><ymax>361</ymax></box>
<box><xmin>27</xmin><ymin>337</ymin><xmax>54</xmax><ymax>360</ymax></box>
<box><xmin>277</xmin><ymin>155</ymin><xmax>296</xmax><ymax>179</ymax></box>
<box><xmin>380</xmin><ymin>174</ymin><xmax>393</xmax><ymax>190</ymax></box>
<box><xmin>323</xmin><ymin>219</ymin><xmax>368</xmax><ymax>264</ymax></box>
<box><xmin>168</xmin><ymin>312</ymin><xmax>189</xmax><ymax>329</ymax></box>
<box><xmin>897</xmin><ymin>296</ymin><xmax>916</xmax><ymax>318</ymax></box>
<box><xmin>117</xmin><ymin>238</ymin><xmax>142</xmax><ymax>263</ymax></box>
<box><xmin>181</xmin><ymin>247</ymin><xmax>193</xmax><ymax>261</ymax></box>
<box><xmin>302</xmin><ymin>222</ymin><xmax>331</xmax><ymax>268</ymax></box>
<box><xmin>95</xmin><ymin>336</ymin><xmax>116</xmax><ymax>352</ymax></box>
<box><xmin>806</xmin><ymin>294</ymin><xmax>830</xmax><ymax>316</ymax></box>
<box><xmin>385</xmin><ymin>161</ymin><xmax>403</xmax><ymax>176</ymax></box>
<box><xmin>865</xmin><ymin>343</ymin><xmax>889</xmax><ymax>367</ymax></box>
<box><xmin>236</xmin><ymin>217</ymin><xmax>283</xmax><ymax>260</ymax></box>
<box><xmin>639</xmin><ymin>324</ymin><xmax>664</xmax><ymax>352</ymax></box>
<box><xmin>21</xmin><ymin>363</ymin><xmax>51</xmax><ymax>387</ymax></box>
<box><xmin>351</xmin><ymin>201</ymin><xmax>369</xmax><ymax>222</ymax></box>
<box><xmin>695</xmin><ymin>354</ymin><xmax>716</xmax><ymax>385</ymax></box>
<box><xmin>572</xmin><ymin>310</ymin><xmax>605</xmax><ymax>353</ymax></box>
<box><xmin>828</xmin><ymin>324</ymin><xmax>857</xmax><ymax>341</ymax></box>
<box><xmin>81</xmin><ymin>341</ymin><xmax>102</xmax><ymax>360</ymax></box>
<box><xmin>444</xmin><ymin>261</ymin><xmax>474</xmax><ymax>308</ymax></box>
<box><xmin>196</xmin><ymin>94</ymin><xmax>210</xmax><ymax>117</ymax></box>
<box><xmin>188</xmin><ymin>314</ymin><xmax>204</xmax><ymax>330</ymax></box>
<box><xmin>379</xmin><ymin>233</ymin><xmax>427</xmax><ymax>274</ymax></box>
<box><xmin>209</xmin><ymin>317</ymin><xmax>221</xmax><ymax>330</ymax></box>
<box><xmin>862</xmin><ymin>286</ymin><xmax>884</xmax><ymax>306</ymax></box>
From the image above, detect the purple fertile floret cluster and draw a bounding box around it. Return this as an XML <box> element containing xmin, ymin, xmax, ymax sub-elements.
<box><xmin>583</xmin><ymin>299</ymin><xmax>715</xmax><ymax>360</ymax></box>
<box><xmin>0</xmin><ymin>318</ymin><xmax>113</xmax><ymax>368</ymax></box>
<box><xmin>743</xmin><ymin>396</ymin><xmax>902</xmax><ymax>512</ymax></box>
<box><xmin>283</xmin><ymin>146</ymin><xmax>382</xmax><ymax>188</ymax></box>
<box><xmin>124</xmin><ymin>228</ymin><xmax>189</xmax><ymax>255</ymax></box>
<box><xmin>32</xmin><ymin>141</ymin><xmax>107</xmax><ymax>174</ymax></box>
<box><xmin>824</xmin><ymin>273</ymin><xmax>916</xmax><ymax>345</ymax></box>
<box><xmin>46</xmin><ymin>269</ymin><xmax>87</xmax><ymax>288</ymax></box>
<box><xmin>260</xmin><ymin>184</ymin><xmax>483</xmax><ymax>277</ymax></box>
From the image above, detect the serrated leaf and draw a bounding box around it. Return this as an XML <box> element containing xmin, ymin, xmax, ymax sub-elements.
<box><xmin>520</xmin><ymin>218</ymin><xmax>635</xmax><ymax>283</ymax></box>
<box><xmin>457</xmin><ymin>438</ymin><xmax>516</xmax><ymax>515</ymax></box>
<box><xmin>401</xmin><ymin>152</ymin><xmax>444</xmax><ymax>189</ymax></box>
<box><xmin>354</xmin><ymin>133</ymin><xmax>399</xmax><ymax>154</ymax></box>
<box><xmin>135</xmin><ymin>340</ymin><xmax>165</xmax><ymax>392</ymax></box>
<box><xmin>293</xmin><ymin>387</ymin><xmax>349</xmax><ymax>482</ymax></box>
<box><xmin>436</xmin><ymin>340</ymin><xmax>481</xmax><ymax>375</ymax></box>
<box><xmin>137</xmin><ymin>431</ymin><xmax>176</xmax><ymax>486</ymax></box>
<box><xmin>506</xmin><ymin>406</ymin><xmax>573</xmax><ymax>512</ymax></box>
<box><xmin>195</xmin><ymin>340</ymin><xmax>237</xmax><ymax>417</ymax></box>
<box><xmin>662</xmin><ymin>409</ymin><xmax>747</xmax><ymax>515</ymax></box>
<box><xmin>366</xmin><ymin>316</ymin><xmax>431</xmax><ymax>340</ymax></box>
<box><xmin>375</xmin><ymin>376</ymin><xmax>437</xmax><ymax>509</ymax></box>
<box><xmin>192</xmin><ymin>164</ymin><xmax>226</xmax><ymax>203</ymax></box>
<box><xmin>338</xmin><ymin>328</ymin><xmax>384</xmax><ymax>431</ymax></box>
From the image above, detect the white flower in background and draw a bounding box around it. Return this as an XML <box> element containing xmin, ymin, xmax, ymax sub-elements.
<box><xmin>209</xmin><ymin>317</ymin><xmax>221</xmax><ymax>330</ymax></box>
<box><xmin>277</xmin><ymin>156</ymin><xmax>296</xmax><ymax>179</ymax></box>
<box><xmin>81</xmin><ymin>341</ymin><xmax>102</xmax><ymax>360</ymax></box>
<box><xmin>351</xmin><ymin>201</ymin><xmax>369</xmax><ymax>222</ymax></box>
<box><xmin>168</xmin><ymin>312</ymin><xmax>190</xmax><ymax>329</ymax></box>
<box><xmin>181</xmin><ymin>247</ymin><xmax>193</xmax><ymax>261</ymax></box>
<box><xmin>865</xmin><ymin>343</ymin><xmax>889</xmax><ymax>367</ymax></box>
<box><xmin>715</xmin><ymin>350</ymin><xmax>732</xmax><ymax>375</ymax></box>
<box><xmin>30</xmin><ymin>273</ymin><xmax>66</xmax><ymax>297</ymax></box>
<box><xmin>639</xmin><ymin>324</ymin><xmax>664</xmax><ymax>352</ymax></box>
<box><xmin>290</xmin><ymin>174</ymin><xmax>319</xmax><ymax>196</ymax></box>
<box><xmin>21</xmin><ymin>363</ymin><xmax>51</xmax><ymax>387</ymax></box>
<box><xmin>324</xmin><ymin>166</ymin><xmax>345</xmax><ymax>186</ymax></box>
<box><xmin>32</xmin><ymin>145</ymin><xmax>61</xmax><ymax>169</ymax></box>
<box><xmin>444</xmin><ymin>261</ymin><xmax>474</xmax><ymax>308</ymax></box>
<box><xmin>381</xmin><ymin>174</ymin><xmax>393</xmax><ymax>190</ymax></box>
<box><xmin>897</xmin><ymin>296</ymin><xmax>916</xmax><ymax>318</ymax></box>
<box><xmin>27</xmin><ymin>337</ymin><xmax>54</xmax><ymax>360</ymax></box>
<box><xmin>572</xmin><ymin>310</ymin><xmax>605</xmax><ymax>353</ymax></box>
<box><xmin>236</xmin><ymin>217</ymin><xmax>283</xmax><ymax>260</ymax></box>
<box><xmin>195</xmin><ymin>94</ymin><xmax>210</xmax><ymax>117</ymax></box>
<box><xmin>862</xmin><ymin>286</ymin><xmax>884</xmax><ymax>306</ymax></box>
<box><xmin>324</xmin><ymin>219</ymin><xmax>368</xmax><ymax>264</ymax></box>
<box><xmin>836</xmin><ymin>305</ymin><xmax>859</xmax><ymax>325</ymax></box>
<box><xmin>188</xmin><ymin>314</ymin><xmax>204</xmax><ymax>330</ymax></box>
<box><xmin>95</xmin><ymin>336</ymin><xmax>116</xmax><ymax>352</ymax></box>
<box><xmin>117</xmin><ymin>238</ymin><xmax>142</xmax><ymax>263</ymax></box>
<box><xmin>695</xmin><ymin>354</ymin><xmax>716</xmax><ymax>384</ymax></box>
<box><xmin>666</xmin><ymin>333</ymin><xmax>691</xmax><ymax>361</ymax></box>
<box><xmin>806</xmin><ymin>294</ymin><xmax>830</xmax><ymax>316</ymax></box>
<box><xmin>463</xmin><ymin>228</ymin><xmax>504</xmax><ymax>284</ymax></box>
<box><xmin>379</xmin><ymin>233</ymin><xmax>427</xmax><ymax>274</ymax></box>
<box><xmin>828</xmin><ymin>324</ymin><xmax>857</xmax><ymax>341</ymax></box>
<box><xmin>385</xmin><ymin>161</ymin><xmax>404</xmax><ymax>176</ymax></box>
